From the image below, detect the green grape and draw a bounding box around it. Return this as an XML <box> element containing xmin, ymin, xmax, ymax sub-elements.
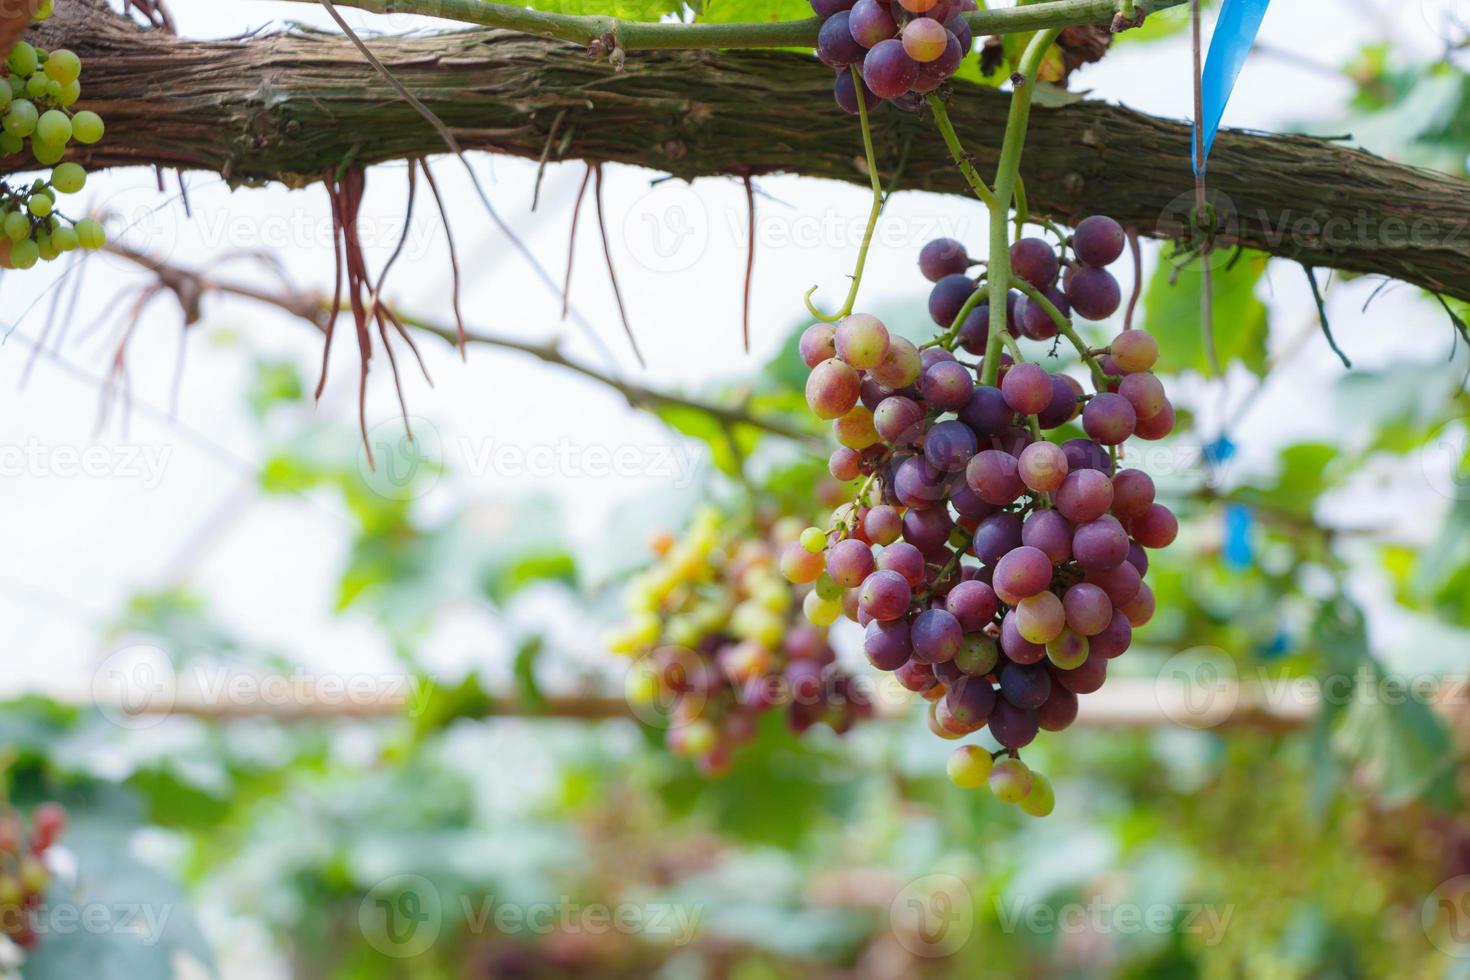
<box><xmin>75</xmin><ymin>218</ymin><xmax>105</xmax><ymax>250</ymax></box>
<box><xmin>947</xmin><ymin>745</ymin><xmax>994</xmax><ymax>789</ymax></box>
<box><xmin>3</xmin><ymin>211</ymin><xmax>27</xmax><ymax>243</ymax></box>
<box><xmin>9</xmin><ymin>238</ymin><xmax>40</xmax><ymax>270</ymax></box>
<box><xmin>989</xmin><ymin>757</ymin><xmax>1033</xmax><ymax>804</ymax></box>
<box><xmin>36</xmin><ymin>0</ymin><xmax>54</xmax><ymax>20</ymax></box>
<box><xmin>35</xmin><ymin>109</ymin><xmax>70</xmax><ymax>146</ymax></box>
<box><xmin>799</xmin><ymin>527</ymin><xmax>826</xmax><ymax>553</ymax></box>
<box><xmin>56</xmin><ymin>80</ymin><xmax>79</xmax><ymax>108</ymax></box>
<box><xmin>6</xmin><ymin>76</ymin><xmax>24</xmax><ymax>99</ymax></box>
<box><xmin>7</xmin><ymin>43</ymin><xmax>37</xmax><ymax>78</ymax></box>
<box><xmin>44</xmin><ymin>50</ymin><xmax>80</xmax><ymax>86</ymax></box>
<box><xmin>0</xmin><ymin>132</ymin><xmax>20</xmax><ymax>156</ymax></box>
<box><xmin>1018</xmin><ymin>770</ymin><xmax>1055</xmax><ymax>817</ymax></box>
<box><xmin>35</xmin><ymin>233</ymin><xmax>57</xmax><ymax>262</ymax></box>
<box><xmin>50</xmin><ymin>162</ymin><xmax>85</xmax><ymax>194</ymax></box>
<box><xmin>3</xmin><ymin>100</ymin><xmax>38</xmax><ymax>137</ymax></box>
<box><xmin>0</xmin><ymin>84</ymin><xmax>11</xmax><ymax>114</ymax></box>
<box><xmin>50</xmin><ymin>224</ymin><xmax>78</xmax><ymax>252</ymax></box>
<box><xmin>30</xmin><ymin>139</ymin><xmax>63</xmax><ymax>165</ymax></box>
<box><xmin>27</xmin><ymin>194</ymin><xmax>51</xmax><ymax>217</ymax></box>
<box><xmin>24</xmin><ymin>74</ymin><xmax>48</xmax><ymax>100</ymax></box>
<box><xmin>71</xmin><ymin>110</ymin><xmax>103</xmax><ymax>145</ymax></box>
<box><xmin>45</xmin><ymin>79</ymin><xmax>62</xmax><ymax>100</ymax></box>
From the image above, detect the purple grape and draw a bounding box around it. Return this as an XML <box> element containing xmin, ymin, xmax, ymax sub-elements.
<box><xmin>862</xmin><ymin>39</ymin><xmax>919</xmax><ymax>99</ymax></box>
<box><xmin>1121</xmin><ymin>582</ymin><xmax>1156</xmax><ymax>627</ymax></box>
<box><xmin>924</xmin><ymin>419</ymin><xmax>978</xmax><ymax>472</ymax></box>
<box><xmin>1022</xmin><ymin>509</ymin><xmax>1073</xmax><ymax>564</ymax></box>
<box><xmin>829</xmin><ymin>446</ymin><xmax>861</xmax><ymax>481</ymax></box>
<box><xmin>864</xmin><ymin>504</ymin><xmax>904</xmax><ymax>545</ymax></box>
<box><xmin>811</xmin><ymin>0</ymin><xmax>855</xmax><ymax>16</ymax></box>
<box><xmin>799</xmin><ymin>324</ymin><xmax>837</xmax><ymax>368</ymax></box>
<box><xmin>1010</xmin><ymin>237</ymin><xmax>1059</xmax><ymax>289</ymax></box>
<box><xmin>834</xmin><ymin>69</ymin><xmax>881</xmax><ymax>115</ymax></box>
<box><xmin>920</xmin><ymin>347</ymin><xmax>956</xmax><ymax>370</ymax></box>
<box><xmin>1135</xmin><ymin>400</ymin><xmax>1175</xmax><ymax>440</ymax></box>
<box><xmin>1082</xmin><ymin>392</ymin><xmax>1137</xmax><ymax>445</ymax></box>
<box><xmin>1046</xmin><ymin>628</ymin><xmax>1090</xmax><ymax>670</ymax></box>
<box><xmin>893</xmin><ymin>455</ymin><xmax>948</xmax><ymax>508</ymax></box>
<box><xmin>972</xmin><ymin>512</ymin><xmax>1023</xmax><ymax>565</ymax></box>
<box><xmin>849</xmin><ymin>0</ymin><xmax>898</xmax><ymax>48</ymax></box>
<box><xmin>993</xmin><ymin>545</ymin><xmax>1053</xmax><ymax>600</ymax></box>
<box><xmin>827</xmin><ymin>537</ymin><xmax>876</xmax><ymax>587</ymax></box>
<box><xmin>1085</xmin><ymin>561</ymin><xmax>1141</xmax><ymax>606</ymax></box>
<box><xmin>1073</xmin><ymin>215</ymin><xmax>1126</xmax><ymax>267</ymax></box>
<box><xmin>1018</xmin><ymin>441</ymin><xmax>1068</xmax><ymax>493</ymax></box>
<box><xmin>1089</xmin><ymin>610</ymin><xmax>1133</xmax><ymax>659</ymax></box>
<box><xmin>895</xmin><ymin>658</ymin><xmax>937</xmax><ymax>693</ymax></box>
<box><xmin>1016</xmin><ymin>288</ymin><xmax>1069</xmax><ymax>340</ymax></box>
<box><xmin>1053</xmin><ymin>653</ymin><xmax>1107</xmax><ymax>694</ymax></box>
<box><xmin>877</xmin><ymin>541</ymin><xmax>927</xmax><ymax>586</ymax></box>
<box><xmin>957</xmin><ymin>385</ymin><xmax>1013</xmax><ymax>437</ymax></box>
<box><xmin>1001</xmin><ymin>363</ymin><xmax>1052</xmax><ymax>415</ymax></box>
<box><xmin>912</xmin><ymin>608</ymin><xmax>963</xmax><ymax>663</ymax></box>
<box><xmin>946</xmin><ymin>675</ymin><xmax>997</xmax><ymax>727</ymax></box>
<box><xmin>864</xmin><ymin>618</ymin><xmax>912</xmax><ymax>670</ymax></box>
<box><xmin>949</xmin><ymin>482</ymin><xmax>996</xmax><ymax>521</ymax></box>
<box><xmin>1062</xmin><ymin>437</ymin><xmax>1113</xmax><ymax>474</ymax></box>
<box><xmin>1055</xmin><ymin>469</ymin><xmax>1114</xmax><ymax>524</ymax></box>
<box><xmin>1131</xmin><ymin>503</ymin><xmax>1179</xmax><ymax>549</ymax></box>
<box><xmin>919</xmin><ymin>238</ymin><xmax>969</xmax><ymax>282</ymax></box>
<box><xmin>1126</xmin><ymin>541</ymin><xmax>1149</xmax><ymax>575</ymax></box>
<box><xmin>1118</xmin><ymin>372</ymin><xmax>1166</xmax><ymax>421</ymax></box>
<box><xmin>1000</xmin><ymin>661</ymin><xmax>1052</xmax><ymax>709</ymax></box>
<box><xmin>806</xmin><ymin>358</ymin><xmax>861</xmax><ymax>419</ymax></box>
<box><xmin>914</xmin><ymin>33</ymin><xmax>963</xmax><ymax>86</ymax></box>
<box><xmin>902</xmin><ymin>506</ymin><xmax>953</xmax><ymax>552</ymax></box>
<box><xmin>944</xmin><ymin>580</ymin><xmax>998</xmax><ymax>631</ymax></box>
<box><xmin>874</xmin><ymin>395</ymin><xmax>925</xmax><ymax>445</ymax></box>
<box><xmin>1073</xmin><ymin>515</ymin><xmax>1129</xmax><ymax>572</ymax></box>
<box><xmin>928</xmin><ymin>273</ymin><xmax>978</xmax><ymax>327</ymax></box>
<box><xmin>819</xmin><ymin>13</ymin><xmax>868</xmax><ymax>66</ymax></box>
<box><xmin>1067</xmin><ymin>266</ymin><xmax>1121</xmax><ymax>321</ymax></box>
<box><xmin>1110</xmin><ymin>468</ymin><xmax>1155</xmax><ymax>519</ymax></box>
<box><xmin>1062</xmin><ymin>582</ymin><xmax>1113</xmax><ymax>636</ymax></box>
<box><xmin>944</xmin><ymin>13</ymin><xmax>972</xmax><ymax>52</ymax></box>
<box><xmin>1037</xmin><ymin>374</ymin><xmax>1081</xmax><ymax>429</ymax></box>
<box><xmin>988</xmin><ymin>699</ymin><xmax>1039</xmax><ymax>749</ymax></box>
<box><xmin>965</xmin><ymin>449</ymin><xmax>1024</xmax><ymax>506</ymax></box>
<box><xmin>1001</xmin><ymin>612</ymin><xmax>1046</xmax><ymax>665</ymax></box>
<box><xmin>1038</xmin><ymin>686</ymin><xmax>1078</xmax><ymax>731</ymax></box>
<box><xmin>859</xmin><ymin>569</ymin><xmax>912</xmax><ymax>621</ymax></box>
<box><xmin>920</xmin><ymin>360</ymin><xmax>974</xmax><ymax>411</ymax></box>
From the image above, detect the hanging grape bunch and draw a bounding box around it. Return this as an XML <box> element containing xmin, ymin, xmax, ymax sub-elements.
<box><xmin>785</xmin><ymin>216</ymin><xmax>1177</xmax><ymax>817</ymax></box>
<box><xmin>0</xmin><ymin>802</ymin><xmax>67</xmax><ymax>950</ymax></box>
<box><xmin>812</xmin><ymin>0</ymin><xmax>977</xmax><ymax>113</ymax></box>
<box><xmin>0</xmin><ymin>23</ymin><xmax>108</xmax><ymax>270</ymax></box>
<box><xmin>611</xmin><ymin>507</ymin><xmax>872</xmax><ymax>777</ymax></box>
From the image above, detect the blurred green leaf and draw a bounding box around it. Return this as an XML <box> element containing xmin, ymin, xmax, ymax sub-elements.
<box><xmin>1143</xmin><ymin>251</ymin><xmax>1270</xmax><ymax>377</ymax></box>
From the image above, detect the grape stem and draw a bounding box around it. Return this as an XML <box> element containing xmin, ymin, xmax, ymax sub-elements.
<box><xmin>1009</xmin><ymin>278</ymin><xmax>1117</xmax><ymax>390</ymax></box>
<box><xmin>279</xmin><ymin>0</ymin><xmax>1187</xmax><ymax>52</ymax></box>
<box><xmin>924</xmin><ymin>275</ymin><xmax>989</xmax><ymax>351</ymax></box>
<box><xmin>805</xmin><ymin>66</ymin><xmax>885</xmax><ymax>323</ymax></box>
<box><xmin>925</xmin><ymin>95</ymin><xmax>999</xmax><ymax>210</ymax></box>
<box><xmin>980</xmin><ymin>28</ymin><xmax>1062</xmax><ymax>389</ymax></box>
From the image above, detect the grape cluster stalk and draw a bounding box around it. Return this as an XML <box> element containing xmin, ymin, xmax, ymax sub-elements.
<box><xmin>785</xmin><ymin>215</ymin><xmax>1178</xmax><ymax>818</ymax></box>
<box><xmin>0</xmin><ymin>802</ymin><xmax>67</xmax><ymax>950</ymax></box>
<box><xmin>812</xmin><ymin>0</ymin><xmax>977</xmax><ymax>113</ymax></box>
<box><xmin>610</xmin><ymin>507</ymin><xmax>872</xmax><ymax>776</ymax></box>
<box><xmin>0</xmin><ymin>3</ymin><xmax>109</xmax><ymax>270</ymax></box>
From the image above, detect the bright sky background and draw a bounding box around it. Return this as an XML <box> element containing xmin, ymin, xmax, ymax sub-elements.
<box><xmin>0</xmin><ymin>0</ymin><xmax>1463</xmax><ymax>697</ymax></box>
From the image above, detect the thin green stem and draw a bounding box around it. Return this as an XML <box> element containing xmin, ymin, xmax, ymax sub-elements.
<box><xmin>1010</xmin><ymin>278</ymin><xmax>1115</xmax><ymax>389</ymax></box>
<box><xmin>283</xmin><ymin>0</ymin><xmax>1187</xmax><ymax>51</ymax></box>
<box><xmin>926</xmin><ymin>95</ymin><xmax>999</xmax><ymax>209</ymax></box>
<box><xmin>981</xmin><ymin>28</ymin><xmax>1061</xmax><ymax>388</ymax></box>
<box><xmin>924</xmin><ymin>276</ymin><xmax>989</xmax><ymax>350</ymax></box>
<box><xmin>805</xmin><ymin>67</ymin><xmax>884</xmax><ymax>321</ymax></box>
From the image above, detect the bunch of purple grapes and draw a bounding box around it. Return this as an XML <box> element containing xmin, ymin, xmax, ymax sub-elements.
<box><xmin>781</xmin><ymin>215</ymin><xmax>1178</xmax><ymax>815</ymax></box>
<box><xmin>812</xmin><ymin>0</ymin><xmax>977</xmax><ymax>113</ymax></box>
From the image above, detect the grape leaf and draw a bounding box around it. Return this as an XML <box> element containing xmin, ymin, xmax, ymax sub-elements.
<box><xmin>1141</xmin><ymin>251</ymin><xmax>1270</xmax><ymax>377</ymax></box>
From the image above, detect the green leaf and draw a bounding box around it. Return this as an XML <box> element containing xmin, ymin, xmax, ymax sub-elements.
<box><xmin>1141</xmin><ymin>251</ymin><xmax>1270</xmax><ymax>377</ymax></box>
<box><xmin>482</xmin><ymin>549</ymin><xmax>578</xmax><ymax>605</ymax></box>
<box><xmin>694</xmin><ymin>0</ymin><xmax>808</xmax><ymax>25</ymax></box>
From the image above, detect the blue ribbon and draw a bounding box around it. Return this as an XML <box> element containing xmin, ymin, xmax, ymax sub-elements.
<box><xmin>1193</xmin><ymin>0</ymin><xmax>1272</xmax><ymax>175</ymax></box>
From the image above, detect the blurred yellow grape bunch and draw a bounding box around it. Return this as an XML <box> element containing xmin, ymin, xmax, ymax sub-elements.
<box><xmin>609</xmin><ymin>506</ymin><xmax>872</xmax><ymax>777</ymax></box>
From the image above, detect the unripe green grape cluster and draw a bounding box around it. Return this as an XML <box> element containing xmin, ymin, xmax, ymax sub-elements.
<box><xmin>0</xmin><ymin>27</ymin><xmax>108</xmax><ymax>270</ymax></box>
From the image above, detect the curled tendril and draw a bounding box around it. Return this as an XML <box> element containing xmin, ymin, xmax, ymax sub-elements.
<box><xmin>804</xmin><ymin>285</ymin><xmax>844</xmax><ymax>324</ymax></box>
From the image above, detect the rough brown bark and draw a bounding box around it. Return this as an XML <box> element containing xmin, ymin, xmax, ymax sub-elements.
<box><xmin>30</xmin><ymin>1</ymin><xmax>1470</xmax><ymax>300</ymax></box>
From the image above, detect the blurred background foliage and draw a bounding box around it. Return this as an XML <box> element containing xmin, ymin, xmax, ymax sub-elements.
<box><xmin>6</xmin><ymin>5</ymin><xmax>1470</xmax><ymax>980</ymax></box>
